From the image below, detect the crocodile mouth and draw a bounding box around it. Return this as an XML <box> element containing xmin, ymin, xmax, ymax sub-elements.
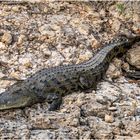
<box><xmin>0</xmin><ymin>93</ymin><xmax>30</xmax><ymax>110</ymax></box>
<box><xmin>0</xmin><ymin>90</ymin><xmax>38</xmax><ymax>110</ymax></box>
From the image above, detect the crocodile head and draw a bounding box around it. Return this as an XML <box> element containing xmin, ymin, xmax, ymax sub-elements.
<box><xmin>0</xmin><ymin>86</ymin><xmax>38</xmax><ymax>110</ymax></box>
<box><xmin>121</xmin><ymin>33</ymin><xmax>140</xmax><ymax>44</ymax></box>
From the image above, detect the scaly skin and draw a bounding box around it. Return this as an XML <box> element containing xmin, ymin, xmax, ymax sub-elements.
<box><xmin>0</xmin><ymin>34</ymin><xmax>140</xmax><ymax>111</ymax></box>
<box><xmin>0</xmin><ymin>0</ymin><xmax>28</xmax><ymax>4</ymax></box>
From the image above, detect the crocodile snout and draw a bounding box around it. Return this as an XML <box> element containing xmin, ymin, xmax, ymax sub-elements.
<box><xmin>0</xmin><ymin>89</ymin><xmax>37</xmax><ymax>110</ymax></box>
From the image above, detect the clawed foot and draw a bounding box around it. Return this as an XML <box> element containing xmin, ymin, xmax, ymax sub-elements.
<box><xmin>46</xmin><ymin>93</ymin><xmax>62</xmax><ymax>111</ymax></box>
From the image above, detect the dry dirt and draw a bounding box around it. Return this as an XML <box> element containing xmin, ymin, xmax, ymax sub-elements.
<box><xmin>0</xmin><ymin>1</ymin><xmax>140</xmax><ymax>139</ymax></box>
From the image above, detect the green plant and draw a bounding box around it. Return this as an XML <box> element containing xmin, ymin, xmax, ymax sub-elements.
<box><xmin>116</xmin><ymin>3</ymin><xmax>125</xmax><ymax>14</ymax></box>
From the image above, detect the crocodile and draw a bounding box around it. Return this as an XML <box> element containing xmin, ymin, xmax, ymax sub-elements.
<box><xmin>0</xmin><ymin>0</ymin><xmax>29</xmax><ymax>5</ymax></box>
<box><xmin>0</xmin><ymin>34</ymin><xmax>140</xmax><ymax>111</ymax></box>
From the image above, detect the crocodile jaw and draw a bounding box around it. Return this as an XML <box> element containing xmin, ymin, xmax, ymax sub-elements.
<box><xmin>0</xmin><ymin>90</ymin><xmax>37</xmax><ymax>110</ymax></box>
<box><xmin>0</xmin><ymin>96</ymin><xmax>31</xmax><ymax>110</ymax></box>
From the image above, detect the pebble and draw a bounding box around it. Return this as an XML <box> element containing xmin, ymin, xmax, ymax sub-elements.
<box><xmin>30</xmin><ymin>130</ymin><xmax>56</xmax><ymax>139</ymax></box>
<box><xmin>77</xmin><ymin>24</ymin><xmax>89</xmax><ymax>35</ymax></box>
<box><xmin>105</xmin><ymin>114</ymin><xmax>114</xmax><ymax>123</ymax></box>
<box><xmin>0</xmin><ymin>42</ymin><xmax>6</xmax><ymax>50</ymax></box>
<box><xmin>78</xmin><ymin>51</ymin><xmax>93</xmax><ymax>63</ymax></box>
<box><xmin>42</xmin><ymin>48</ymin><xmax>52</xmax><ymax>57</ymax></box>
<box><xmin>69</xmin><ymin>117</ymin><xmax>79</xmax><ymax>127</ymax></box>
<box><xmin>12</xmin><ymin>6</ymin><xmax>20</xmax><ymax>12</ymax></box>
<box><xmin>91</xmin><ymin>36</ymin><xmax>101</xmax><ymax>49</ymax></box>
<box><xmin>9</xmin><ymin>71</ymin><xmax>21</xmax><ymax>80</ymax></box>
<box><xmin>108</xmin><ymin>107</ymin><xmax>117</xmax><ymax>111</ymax></box>
<box><xmin>111</xmin><ymin>19</ymin><xmax>121</xmax><ymax>31</ymax></box>
<box><xmin>133</xmin><ymin>14</ymin><xmax>140</xmax><ymax>22</ymax></box>
<box><xmin>106</xmin><ymin>63</ymin><xmax>122</xmax><ymax>79</ymax></box>
<box><xmin>122</xmin><ymin>62</ymin><xmax>130</xmax><ymax>72</ymax></box>
<box><xmin>19</xmin><ymin>57</ymin><xmax>33</xmax><ymax>68</ymax></box>
<box><xmin>39</xmin><ymin>24</ymin><xmax>55</xmax><ymax>37</ymax></box>
<box><xmin>0</xmin><ymin>1</ymin><xmax>140</xmax><ymax>139</ymax></box>
<box><xmin>0</xmin><ymin>72</ymin><xmax>5</xmax><ymax>79</ymax></box>
<box><xmin>126</xmin><ymin>45</ymin><xmax>140</xmax><ymax>69</ymax></box>
<box><xmin>1</xmin><ymin>32</ymin><xmax>12</xmax><ymax>45</ymax></box>
<box><xmin>39</xmin><ymin>43</ymin><xmax>52</xmax><ymax>57</ymax></box>
<box><xmin>17</xmin><ymin>34</ymin><xmax>27</xmax><ymax>45</ymax></box>
<box><xmin>113</xmin><ymin>58</ymin><xmax>122</xmax><ymax>68</ymax></box>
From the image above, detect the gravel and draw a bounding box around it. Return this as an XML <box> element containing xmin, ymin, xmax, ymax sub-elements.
<box><xmin>0</xmin><ymin>1</ymin><xmax>140</xmax><ymax>139</ymax></box>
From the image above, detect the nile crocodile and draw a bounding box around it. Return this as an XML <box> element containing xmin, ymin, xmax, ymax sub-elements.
<box><xmin>0</xmin><ymin>34</ymin><xmax>140</xmax><ymax>111</ymax></box>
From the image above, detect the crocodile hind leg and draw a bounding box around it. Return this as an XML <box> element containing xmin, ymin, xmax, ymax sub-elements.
<box><xmin>46</xmin><ymin>93</ymin><xmax>62</xmax><ymax>111</ymax></box>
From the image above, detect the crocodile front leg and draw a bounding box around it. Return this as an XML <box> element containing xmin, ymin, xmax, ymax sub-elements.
<box><xmin>79</xmin><ymin>74</ymin><xmax>97</xmax><ymax>90</ymax></box>
<box><xmin>46</xmin><ymin>93</ymin><xmax>62</xmax><ymax>111</ymax></box>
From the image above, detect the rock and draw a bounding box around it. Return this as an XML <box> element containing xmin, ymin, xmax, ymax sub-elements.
<box><xmin>66</xmin><ymin>117</ymin><xmax>80</xmax><ymax>127</ymax></box>
<box><xmin>1</xmin><ymin>32</ymin><xmax>12</xmax><ymax>45</ymax></box>
<box><xmin>126</xmin><ymin>45</ymin><xmax>140</xmax><ymax>69</ymax></box>
<box><xmin>77</xmin><ymin>24</ymin><xmax>90</xmax><ymax>35</ymax></box>
<box><xmin>99</xmin><ymin>9</ymin><xmax>106</xmax><ymax>17</ymax></box>
<box><xmin>39</xmin><ymin>24</ymin><xmax>55</xmax><ymax>37</ymax></box>
<box><xmin>0</xmin><ymin>1</ymin><xmax>140</xmax><ymax>139</ymax></box>
<box><xmin>122</xmin><ymin>62</ymin><xmax>130</xmax><ymax>72</ymax></box>
<box><xmin>19</xmin><ymin>57</ymin><xmax>33</xmax><ymax>68</ymax></box>
<box><xmin>28</xmin><ymin>110</ymin><xmax>65</xmax><ymax>129</ymax></box>
<box><xmin>0</xmin><ymin>72</ymin><xmax>5</xmax><ymax>79</ymax></box>
<box><xmin>108</xmin><ymin>106</ymin><xmax>117</xmax><ymax>111</ymax></box>
<box><xmin>81</xmin><ymin>98</ymin><xmax>106</xmax><ymax>118</ymax></box>
<box><xmin>109</xmin><ymin>5</ymin><xmax>120</xmax><ymax>18</ymax></box>
<box><xmin>132</xmin><ymin>23</ymin><xmax>140</xmax><ymax>32</ymax></box>
<box><xmin>77</xmin><ymin>51</ymin><xmax>93</xmax><ymax>63</ymax></box>
<box><xmin>132</xmin><ymin>1</ymin><xmax>140</xmax><ymax>13</ymax></box>
<box><xmin>133</xmin><ymin>14</ymin><xmax>140</xmax><ymax>22</ymax></box>
<box><xmin>123</xmin><ymin>120</ymin><xmax>140</xmax><ymax>135</ymax></box>
<box><xmin>45</xmin><ymin>51</ymin><xmax>64</xmax><ymax>67</ymax></box>
<box><xmin>113</xmin><ymin>58</ymin><xmax>122</xmax><ymax>68</ymax></box>
<box><xmin>9</xmin><ymin>71</ymin><xmax>21</xmax><ymax>80</ymax></box>
<box><xmin>106</xmin><ymin>58</ymin><xmax>122</xmax><ymax>79</ymax></box>
<box><xmin>96</xmin><ymin>81</ymin><xmax>122</xmax><ymax>104</ymax></box>
<box><xmin>105</xmin><ymin>114</ymin><xmax>114</xmax><ymax>123</ymax></box>
<box><xmin>0</xmin><ymin>110</ymin><xmax>29</xmax><ymax>139</ymax></box>
<box><xmin>12</xmin><ymin>6</ymin><xmax>20</xmax><ymax>12</ymax></box>
<box><xmin>91</xmin><ymin>36</ymin><xmax>101</xmax><ymax>49</ymax></box>
<box><xmin>96</xmin><ymin>95</ymin><xmax>108</xmax><ymax>105</ymax></box>
<box><xmin>88</xmin><ymin>116</ymin><xmax>113</xmax><ymax>139</ymax></box>
<box><xmin>17</xmin><ymin>34</ymin><xmax>27</xmax><ymax>45</ymax></box>
<box><xmin>42</xmin><ymin>48</ymin><xmax>52</xmax><ymax>58</ymax></box>
<box><xmin>115</xmin><ymin>135</ymin><xmax>134</xmax><ymax>139</ymax></box>
<box><xmin>105</xmin><ymin>58</ymin><xmax>123</xmax><ymax>79</ymax></box>
<box><xmin>58</xmin><ymin>127</ymin><xmax>79</xmax><ymax>139</ymax></box>
<box><xmin>51</xmin><ymin>24</ymin><xmax>61</xmax><ymax>31</ymax></box>
<box><xmin>0</xmin><ymin>42</ymin><xmax>6</xmax><ymax>49</ymax></box>
<box><xmin>111</xmin><ymin>19</ymin><xmax>121</xmax><ymax>31</ymax></box>
<box><xmin>30</xmin><ymin>130</ymin><xmax>56</xmax><ymax>139</ymax></box>
<box><xmin>78</xmin><ymin>126</ymin><xmax>92</xmax><ymax>139</ymax></box>
<box><xmin>70</xmin><ymin>18</ymin><xmax>82</xmax><ymax>27</ymax></box>
<box><xmin>39</xmin><ymin>43</ymin><xmax>52</xmax><ymax>57</ymax></box>
<box><xmin>106</xmin><ymin>63</ymin><xmax>122</xmax><ymax>79</ymax></box>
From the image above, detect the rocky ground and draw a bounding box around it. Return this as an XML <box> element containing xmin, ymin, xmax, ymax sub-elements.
<box><xmin>0</xmin><ymin>1</ymin><xmax>140</xmax><ymax>139</ymax></box>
